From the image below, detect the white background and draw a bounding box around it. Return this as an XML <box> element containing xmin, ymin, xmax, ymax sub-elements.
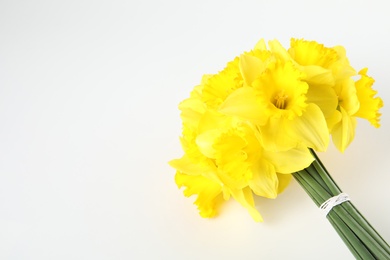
<box><xmin>1</xmin><ymin>0</ymin><xmax>389</xmax><ymax>259</ymax></box>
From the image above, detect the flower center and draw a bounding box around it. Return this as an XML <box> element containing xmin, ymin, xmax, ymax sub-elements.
<box><xmin>274</xmin><ymin>91</ymin><xmax>288</xmax><ymax>109</ymax></box>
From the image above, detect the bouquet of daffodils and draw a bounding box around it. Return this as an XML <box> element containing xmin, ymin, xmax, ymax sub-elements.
<box><xmin>169</xmin><ymin>38</ymin><xmax>389</xmax><ymax>259</ymax></box>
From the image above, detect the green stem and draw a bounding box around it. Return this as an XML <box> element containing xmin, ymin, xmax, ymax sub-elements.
<box><xmin>292</xmin><ymin>150</ymin><xmax>390</xmax><ymax>259</ymax></box>
<box><xmin>294</xmin><ymin>171</ymin><xmax>371</xmax><ymax>259</ymax></box>
<box><xmin>309</xmin><ymin>150</ymin><xmax>390</xmax><ymax>256</ymax></box>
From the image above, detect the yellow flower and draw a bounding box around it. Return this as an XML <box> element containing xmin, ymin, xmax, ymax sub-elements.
<box><xmin>197</xmin><ymin>111</ymin><xmax>312</xmax><ymax>197</ymax></box>
<box><xmin>268</xmin><ymin>38</ymin><xmax>383</xmax><ymax>152</ymax></box>
<box><xmin>288</xmin><ymin>39</ymin><xmax>355</xmax><ymax>84</ymax></box>
<box><xmin>220</xmin><ymin>52</ymin><xmax>329</xmax><ymax>152</ymax></box>
<box><xmin>171</xmin><ymin>110</ymin><xmax>314</xmax><ymax>221</ymax></box>
<box><xmin>328</xmin><ymin>68</ymin><xmax>383</xmax><ymax>152</ymax></box>
<box><xmin>169</xmin><ymin>111</ymin><xmax>227</xmax><ymax>218</ymax></box>
<box><xmin>287</xmin><ymin>39</ymin><xmax>340</xmax><ymax>119</ymax></box>
<box><xmin>286</xmin><ymin>40</ymin><xmax>357</xmax><ymax>152</ymax></box>
<box><xmin>170</xmin><ymin>113</ymin><xmax>266</xmax><ymax>221</ymax></box>
<box><xmin>327</xmin><ymin>77</ymin><xmax>359</xmax><ymax>152</ymax></box>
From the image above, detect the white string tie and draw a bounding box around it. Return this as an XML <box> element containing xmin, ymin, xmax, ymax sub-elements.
<box><xmin>319</xmin><ymin>193</ymin><xmax>350</xmax><ymax>216</ymax></box>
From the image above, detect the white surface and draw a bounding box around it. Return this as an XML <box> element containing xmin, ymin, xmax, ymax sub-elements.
<box><xmin>1</xmin><ymin>1</ymin><xmax>389</xmax><ymax>259</ymax></box>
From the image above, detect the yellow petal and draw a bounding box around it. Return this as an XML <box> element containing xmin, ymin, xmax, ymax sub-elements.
<box><xmin>239</xmin><ymin>54</ymin><xmax>265</xmax><ymax>86</ymax></box>
<box><xmin>175</xmin><ymin>172</ymin><xmax>224</xmax><ymax>218</ymax></box>
<box><xmin>214</xmin><ymin>130</ymin><xmax>250</xmax><ymax>189</ymax></box>
<box><xmin>229</xmin><ymin>187</ymin><xmax>263</xmax><ymax>222</ymax></box>
<box><xmin>178</xmin><ymin>97</ymin><xmax>206</xmax><ymax>128</ymax></box>
<box><xmin>331</xmin><ymin>46</ymin><xmax>357</xmax><ymax>81</ymax></box>
<box><xmin>326</xmin><ymin>110</ymin><xmax>342</xmax><ymax>132</ymax></box>
<box><xmin>259</xmin><ymin>117</ymin><xmax>299</xmax><ymax>151</ymax></box>
<box><xmin>219</xmin><ymin>87</ymin><xmax>268</xmax><ymax>124</ymax></box>
<box><xmin>276</xmin><ymin>173</ymin><xmax>292</xmax><ymax>194</ymax></box>
<box><xmin>248</xmin><ymin>159</ymin><xmax>278</xmax><ymax>198</ymax></box>
<box><xmin>169</xmin><ymin>156</ymin><xmax>220</xmax><ymax>183</ymax></box>
<box><xmin>302</xmin><ymin>65</ymin><xmax>334</xmax><ymax>86</ymax></box>
<box><xmin>169</xmin><ymin>146</ymin><xmax>222</xmax><ymax>183</ymax></box>
<box><xmin>306</xmin><ymin>84</ymin><xmax>338</xmax><ymax>118</ymax></box>
<box><xmin>337</xmin><ymin>78</ymin><xmax>360</xmax><ymax>116</ymax></box>
<box><xmin>197</xmin><ymin>110</ymin><xmax>231</xmax><ymax>134</ymax></box>
<box><xmin>286</xmin><ymin>103</ymin><xmax>330</xmax><ymax>151</ymax></box>
<box><xmin>195</xmin><ymin>129</ymin><xmax>221</xmax><ymax>158</ymax></box>
<box><xmin>195</xmin><ymin>111</ymin><xmax>237</xmax><ymax>159</ymax></box>
<box><xmin>254</xmin><ymin>38</ymin><xmax>267</xmax><ymax>51</ymax></box>
<box><xmin>169</xmin><ymin>157</ymin><xmax>205</xmax><ymax>176</ymax></box>
<box><xmin>265</xmin><ymin>147</ymin><xmax>314</xmax><ymax>174</ymax></box>
<box><xmin>268</xmin><ymin>39</ymin><xmax>291</xmax><ymax>61</ymax></box>
<box><xmin>331</xmin><ymin>106</ymin><xmax>357</xmax><ymax>153</ymax></box>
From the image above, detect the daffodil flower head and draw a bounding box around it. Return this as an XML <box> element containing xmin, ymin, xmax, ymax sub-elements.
<box><xmin>253</xmin><ymin>60</ymin><xmax>308</xmax><ymax>120</ymax></box>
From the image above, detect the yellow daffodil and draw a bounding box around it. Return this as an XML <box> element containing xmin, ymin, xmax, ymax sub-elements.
<box><xmin>220</xmin><ymin>52</ymin><xmax>329</xmax><ymax>152</ymax></box>
<box><xmin>328</xmin><ymin>68</ymin><xmax>383</xmax><ymax>152</ymax></box>
<box><xmin>288</xmin><ymin>39</ymin><xmax>356</xmax><ymax>84</ymax></box>
<box><xmin>265</xmin><ymin>38</ymin><xmax>383</xmax><ymax>152</ymax></box>
<box><xmin>327</xmin><ymin>77</ymin><xmax>359</xmax><ymax>152</ymax></box>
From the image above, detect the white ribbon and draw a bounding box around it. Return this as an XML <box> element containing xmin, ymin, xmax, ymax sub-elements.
<box><xmin>319</xmin><ymin>193</ymin><xmax>350</xmax><ymax>216</ymax></box>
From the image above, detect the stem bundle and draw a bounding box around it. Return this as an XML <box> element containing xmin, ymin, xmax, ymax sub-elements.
<box><xmin>293</xmin><ymin>150</ymin><xmax>390</xmax><ymax>259</ymax></box>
